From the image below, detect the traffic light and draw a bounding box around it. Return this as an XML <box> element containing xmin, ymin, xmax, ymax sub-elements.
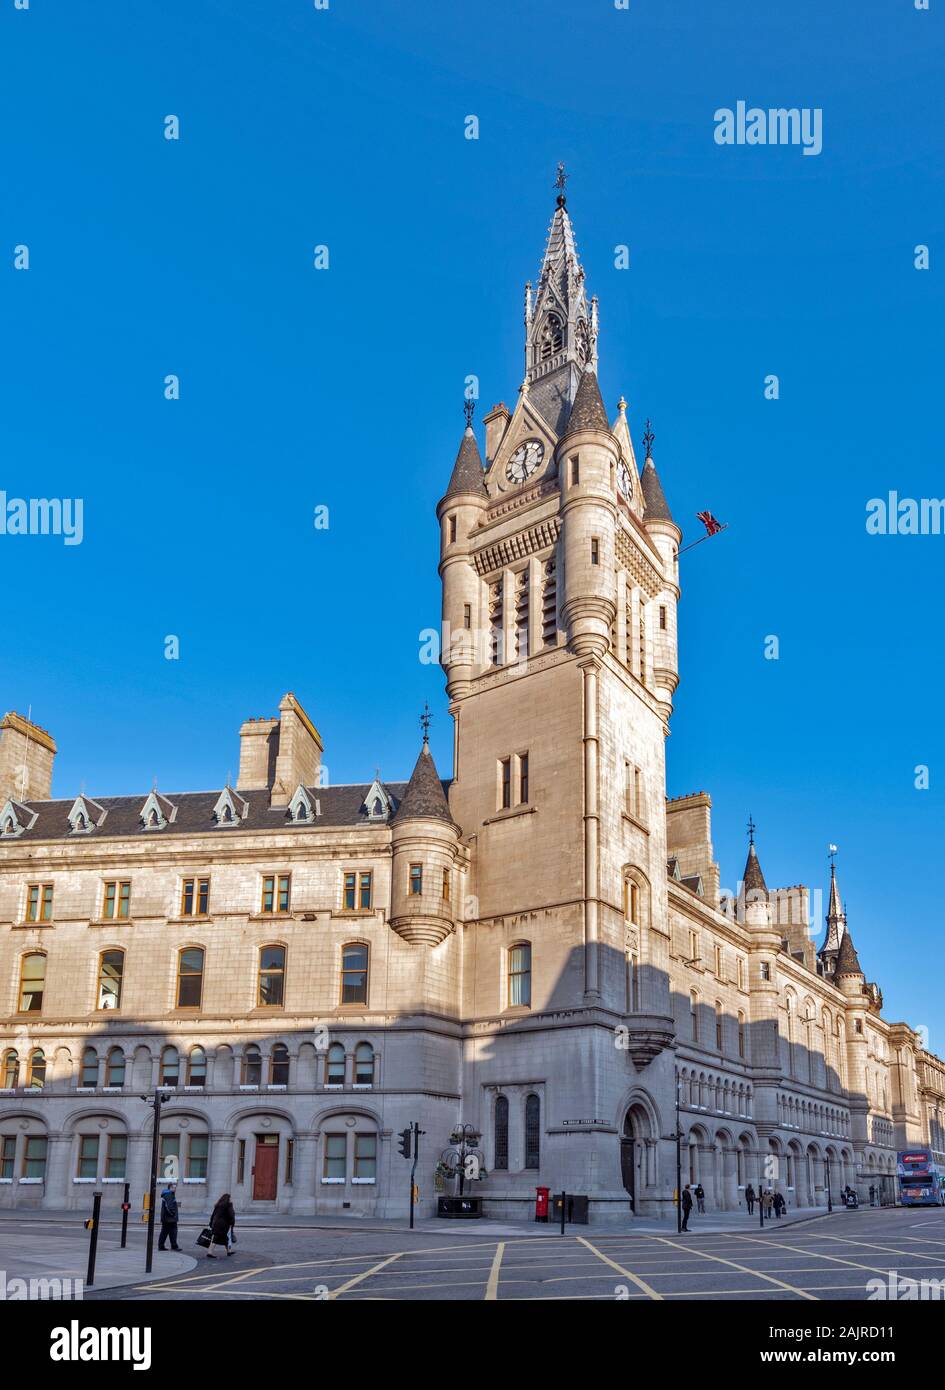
<box><xmin>397</xmin><ymin>1127</ymin><xmax>413</xmax><ymax>1159</ymax></box>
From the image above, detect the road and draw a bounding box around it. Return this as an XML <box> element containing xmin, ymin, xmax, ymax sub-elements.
<box><xmin>60</xmin><ymin>1205</ymin><xmax>945</xmax><ymax>1301</ymax></box>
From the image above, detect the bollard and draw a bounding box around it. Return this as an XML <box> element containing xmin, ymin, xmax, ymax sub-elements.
<box><xmin>120</xmin><ymin>1181</ymin><xmax>130</xmax><ymax>1249</ymax></box>
<box><xmin>560</xmin><ymin>1190</ymin><xmax>567</xmax><ymax>1236</ymax></box>
<box><xmin>86</xmin><ymin>1191</ymin><xmax>102</xmax><ymax>1288</ymax></box>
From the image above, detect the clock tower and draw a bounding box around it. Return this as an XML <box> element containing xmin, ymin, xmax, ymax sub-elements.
<box><xmin>437</xmin><ymin>176</ymin><xmax>682</xmax><ymax>1198</ymax></box>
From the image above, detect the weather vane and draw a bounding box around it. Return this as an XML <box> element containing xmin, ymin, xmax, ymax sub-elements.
<box><xmin>642</xmin><ymin>419</ymin><xmax>655</xmax><ymax>459</ymax></box>
<box><xmin>420</xmin><ymin>702</ymin><xmax>432</xmax><ymax>744</ymax></box>
<box><xmin>747</xmin><ymin>814</ymin><xmax>756</xmax><ymax>846</ymax></box>
<box><xmin>828</xmin><ymin>843</ymin><xmax>838</xmax><ymax>865</ymax></box>
<box><xmin>464</xmin><ymin>399</ymin><xmax>475</xmax><ymax>428</ymax></box>
<box><xmin>554</xmin><ymin>162</ymin><xmax>568</xmax><ymax>203</ymax></box>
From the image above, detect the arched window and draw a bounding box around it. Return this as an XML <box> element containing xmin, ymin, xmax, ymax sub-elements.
<box><xmin>105</xmin><ymin>1046</ymin><xmax>125</xmax><ymax>1087</ymax></box>
<box><xmin>354</xmin><ymin>1042</ymin><xmax>374</xmax><ymax>1086</ymax></box>
<box><xmin>187</xmin><ymin>1046</ymin><xmax>207</xmax><ymax>1087</ymax></box>
<box><xmin>18</xmin><ymin>952</ymin><xmax>46</xmax><ymax>1013</ymax></box>
<box><xmin>325</xmin><ymin>1041</ymin><xmax>345</xmax><ymax>1086</ymax></box>
<box><xmin>27</xmin><ymin>1048</ymin><xmax>45</xmax><ymax>1088</ymax></box>
<box><xmin>160</xmin><ymin>1046</ymin><xmax>179</xmax><ymax>1086</ymax></box>
<box><xmin>222</xmin><ymin>803</ymin><xmax>233</xmax><ymax>823</ymax></box>
<box><xmin>176</xmin><ymin>948</ymin><xmax>204</xmax><ymax>1008</ymax></box>
<box><xmin>689</xmin><ymin>990</ymin><xmax>699</xmax><ymax>1042</ymax></box>
<box><xmin>97</xmin><ymin>949</ymin><xmax>124</xmax><ymax>1010</ymax></box>
<box><xmin>257</xmin><ymin>945</ymin><xmax>286</xmax><ymax>1007</ymax></box>
<box><xmin>715</xmin><ymin>1000</ymin><xmax>724</xmax><ymax>1052</ymax></box>
<box><xmin>524</xmin><ymin>1093</ymin><xmax>541</xmax><ymax>1169</ymax></box>
<box><xmin>540</xmin><ymin>314</ymin><xmax>563</xmax><ymax>360</ymax></box>
<box><xmin>508</xmin><ymin>943</ymin><xmax>532</xmax><ymax>1008</ymax></box>
<box><xmin>738</xmin><ymin>1011</ymin><xmax>746</xmax><ymax>1059</ymax></box>
<box><xmin>2</xmin><ymin>1049</ymin><xmax>19</xmax><ymax>1089</ymax></box>
<box><xmin>241</xmin><ymin>1045</ymin><xmax>261</xmax><ymax>1087</ymax></box>
<box><xmin>269</xmin><ymin>1043</ymin><xmax>290</xmax><ymax>1086</ymax></box>
<box><xmin>340</xmin><ymin>943</ymin><xmax>368</xmax><ymax>1006</ymax></box>
<box><xmin>80</xmin><ymin>1047</ymin><xmax>98</xmax><ymax>1088</ymax></box>
<box><xmin>494</xmin><ymin>1095</ymin><xmax>509</xmax><ymax>1171</ymax></box>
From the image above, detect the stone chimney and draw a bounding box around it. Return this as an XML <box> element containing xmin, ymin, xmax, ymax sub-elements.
<box><xmin>236</xmin><ymin>716</ymin><xmax>279</xmax><ymax>791</ymax></box>
<box><xmin>237</xmin><ymin>694</ymin><xmax>323</xmax><ymax>805</ymax></box>
<box><xmin>0</xmin><ymin>711</ymin><xmax>57</xmax><ymax>803</ymax></box>
<box><xmin>271</xmin><ymin>692</ymin><xmax>323</xmax><ymax>806</ymax></box>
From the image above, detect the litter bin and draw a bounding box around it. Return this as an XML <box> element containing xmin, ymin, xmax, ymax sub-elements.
<box><xmin>553</xmin><ymin>1193</ymin><xmax>589</xmax><ymax>1225</ymax></box>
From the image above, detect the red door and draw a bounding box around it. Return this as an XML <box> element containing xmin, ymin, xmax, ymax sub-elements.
<box><xmin>252</xmin><ymin>1135</ymin><xmax>279</xmax><ymax>1200</ymax></box>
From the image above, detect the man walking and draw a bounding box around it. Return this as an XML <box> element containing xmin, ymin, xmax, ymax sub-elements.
<box><xmin>695</xmin><ymin>1183</ymin><xmax>706</xmax><ymax>1214</ymax></box>
<box><xmin>158</xmin><ymin>1181</ymin><xmax>180</xmax><ymax>1251</ymax></box>
<box><xmin>745</xmin><ymin>1183</ymin><xmax>755</xmax><ymax>1216</ymax></box>
<box><xmin>680</xmin><ymin>1184</ymin><xmax>693</xmax><ymax>1232</ymax></box>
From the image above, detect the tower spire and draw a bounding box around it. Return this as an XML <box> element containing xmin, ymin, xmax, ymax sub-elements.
<box><xmin>524</xmin><ymin>167</ymin><xmax>598</xmax><ymax>433</ymax></box>
<box><xmin>819</xmin><ymin>844</ymin><xmax>847</xmax><ymax>974</ymax></box>
<box><xmin>742</xmin><ymin>816</ymin><xmax>768</xmax><ymax>896</ymax></box>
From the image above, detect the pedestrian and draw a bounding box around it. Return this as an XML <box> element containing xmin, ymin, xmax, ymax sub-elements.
<box><xmin>207</xmin><ymin>1191</ymin><xmax>236</xmax><ymax>1258</ymax></box>
<box><xmin>773</xmin><ymin>1191</ymin><xmax>785</xmax><ymax>1219</ymax></box>
<box><xmin>680</xmin><ymin>1184</ymin><xmax>693</xmax><ymax>1232</ymax></box>
<box><xmin>158</xmin><ymin>1181</ymin><xmax>180</xmax><ymax>1251</ymax></box>
<box><xmin>869</xmin><ymin>1184</ymin><xmax>876</xmax><ymax>1207</ymax></box>
<box><xmin>764</xmin><ymin>1189</ymin><xmax>773</xmax><ymax>1217</ymax></box>
<box><xmin>745</xmin><ymin>1183</ymin><xmax>755</xmax><ymax>1216</ymax></box>
<box><xmin>695</xmin><ymin>1183</ymin><xmax>705</xmax><ymax>1215</ymax></box>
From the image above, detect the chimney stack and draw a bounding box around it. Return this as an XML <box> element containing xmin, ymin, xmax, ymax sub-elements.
<box><xmin>0</xmin><ymin>711</ymin><xmax>57</xmax><ymax>804</ymax></box>
<box><xmin>236</xmin><ymin>694</ymin><xmax>323</xmax><ymax>805</ymax></box>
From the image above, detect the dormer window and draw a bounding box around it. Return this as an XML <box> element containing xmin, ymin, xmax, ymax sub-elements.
<box><xmin>67</xmin><ymin>795</ymin><xmax>106</xmax><ymax>835</ymax></box>
<box><xmin>140</xmin><ymin>791</ymin><xmax>175</xmax><ymax>831</ymax></box>
<box><xmin>287</xmin><ymin>785</ymin><xmax>315</xmax><ymax>825</ymax></box>
<box><xmin>212</xmin><ymin>787</ymin><xmax>246</xmax><ymax>827</ymax></box>
<box><xmin>0</xmin><ymin>801</ymin><xmax>35</xmax><ymax>838</ymax></box>
<box><xmin>361</xmin><ymin>779</ymin><xmax>392</xmax><ymax>822</ymax></box>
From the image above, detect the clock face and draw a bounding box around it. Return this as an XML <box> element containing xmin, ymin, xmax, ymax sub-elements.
<box><xmin>617</xmin><ymin>459</ymin><xmax>633</xmax><ymax>500</ymax></box>
<box><xmin>505</xmin><ymin>438</ymin><xmax>544</xmax><ymax>484</ymax></box>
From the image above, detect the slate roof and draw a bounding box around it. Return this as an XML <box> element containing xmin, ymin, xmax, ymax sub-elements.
<box><xmin>392</xmin><ymin>744</ymin><xmax>455</xmax><ymax>825</ymax></box>
<box><xmin>443</xmin><ymin>427</ymin><xmax>487</xmax><ymax>500</ymax></box>
<box><xmin>641</xmin><ymin>456</ymin><xmax>675</xmax><ymax>524</ymax></box>
<box><xmin>0</xmin><ymin>780</ymin><xmax>451</xmax><ymax>842</ymax></box>
<box><xmin>835</xmin><ymin>929</ymin><xmax>863</xmax><ymax>975</ymax></box>
<box><xmin>742</xmin><ymin>843</ymin><xmax>768</xmax><ymax>895</ymax></box>
<box><xmin>564</xmin><ymin>369</ymin><xmax>610</xmax><ymax>434</ymax></box>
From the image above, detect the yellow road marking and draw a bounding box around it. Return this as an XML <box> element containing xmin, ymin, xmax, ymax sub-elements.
<box><xmin>739</xmin><ymin>1232</ymin><xmax>909</xmax><ymax>1280</ymax></box>
<box><xmin>649</xmin><ymin>1234</ymin><xmax>818</xmax><ymax>1301</ymax></box>
<box><xmin>328</xmin><ymin>1251</ymin><xmax>403</xmax><ymax>1299</ymax></box>
<box><xmin>484</xmin><ymin>1242</ymin><xmax>505</xmax><ymax>1300</ymax></box>
<box><xmin>576</xmin><ymin>1235</ymin><xmax>663</xmax><ymax>1300</ymax></box>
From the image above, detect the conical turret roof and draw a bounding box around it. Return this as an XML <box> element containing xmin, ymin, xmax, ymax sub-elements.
<box><xmin>742</xmin><ymin>842</ymin><xmax>768</xmax><ymax>895</ymax></box>
<box><xmin>565</xmin><ymin>369</ymin><xmax>610</xmax><ymax>434</ymax></box>
<box><xmin>393</xmin><ymin>742</ymin><xmax>454</xmax><ymax>825</ymax></box>
<box><xmin>835</xmin><ymin>927</ymin><xmax>863</xmax><ymax>976</ymax></box>
<box><xmin>444</xmin><ymin>426</ymin><xmax>487</xmax><ymax>500</ymax></box>
<box><xmin>641</xmin><ymin>454</ymin><xmax>675</xmax><ymax>524</ymax></box>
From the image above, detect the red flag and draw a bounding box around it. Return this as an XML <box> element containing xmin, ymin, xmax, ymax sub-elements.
<box><xmin>696</xmin><ymin>510</ymin><xmax>723</xmax><ymax>536</ymax></box>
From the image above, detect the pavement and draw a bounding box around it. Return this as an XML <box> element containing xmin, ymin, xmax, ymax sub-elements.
<box><xmin>0</xmin><ymin>1203</ymin><xmax>937</xmax><ymax>1301</ymax></box>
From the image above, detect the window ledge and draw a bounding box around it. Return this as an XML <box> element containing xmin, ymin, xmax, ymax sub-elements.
<box><xmin>183</xmin><ymin>1178</ymin><xmax>206</xmax><ymax>1184</ymax></box>
<box><xmin>351</xmin><ymin>1178</ymin><xmax>376</xmax><ymax>1185</ymax></box>
<box><xmin>102</xmin><ymin>1177</ymin><xmax>126</xmax><ymax>1184</ymax></box>
<box><xmin>14</xmin><ymin>921</ymin><xmax>54</xmax><ymax>930</ymax></box>
<box><xmin>166</xmin><ymin>917</ymin><xmax>213</xmax><ymax>927</ymax></box>
<box><xmin>621</xmin><ymin>811</ymin><xmax>650</xmax><ymax>835</ymax></box>
<box><xmin>73</xmin><ymin>1178</ymin><xmax>96</xmax><ymax>1184</ymax></box>
<box><xmin>19</xmin><ymin>1178</ymin><xmax>42</xmax><ymax>1185</ymax></box>
<box><xmin>321</xmin><ymin>1178</ymin><xmax>344</xmax><ymax>1185</ymax></box>
<box><xmin>249</xmin><ymin>913</ymin><xmax>296</xmax><ymax>923</ymax></box>
<box><xmin>483</xmin><ymin>805</ymin><xmax>537</xmax><ymax>827</ymax></box>
<box><xmin>89</xmin><ymin>919</ymin><xmax>134</xmax><ymax>928</ymax></box>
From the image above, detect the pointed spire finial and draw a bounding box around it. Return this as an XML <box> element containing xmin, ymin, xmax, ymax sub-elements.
<box><xmin>828</xmin><ymin>842</ymin><xmax>838</xmax><ymax>866</ymax></box>
<box><xmin>643</xmin><ymin>419</ymin><xmax>655</xmax><ymax>461</ymax></box>
<box><xmin>747</xmin><ymin>813</ymin><xmax>756</xmax><ymax>846</ymax></box>
<box><xmin>554</xmin><ymin>161</ymin><xmax>568</xmax><ymax>206</ymax></box>
<box><xmin>419</xmin><ymin>702</ymin><xmax>432</xmax><ymax>746</ymax></box>
<box><xmin>463</xmin><ymin>399</ymin><xmax>475</xmax><ymax>430</ymax></box>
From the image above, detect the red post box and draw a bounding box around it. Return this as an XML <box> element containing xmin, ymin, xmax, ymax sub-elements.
<box><xmin>535</xmin><ymin>1186</ymin><xmax>550</xmax><ymax>1222</ymax></box>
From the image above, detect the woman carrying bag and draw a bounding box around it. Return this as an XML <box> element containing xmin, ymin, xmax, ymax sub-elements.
<box><xmin>206</xmin><ymin>1192</ymin><xmax>236</xmax><ymax>1258</ymax></box>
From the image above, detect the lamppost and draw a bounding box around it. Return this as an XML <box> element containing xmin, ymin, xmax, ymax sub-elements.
<box><xmin>825</xmin><ymin>1156</ymin><xmax>832</xmax><ymax>1213</ymax></box>
<box><xmin>441</xmin><ymin>1124</ymin><xmax>486</xmax><ymax>1199</ymax></box>
<box><xmin>670</xmin><ymin>1070</ymin><xmax>683</xmax><ymax>1234</ymax></box>
<box><xmin>141</xmin><ymin>1087</ymin><xmax>172</xmax><ymax>1273</ymax></box>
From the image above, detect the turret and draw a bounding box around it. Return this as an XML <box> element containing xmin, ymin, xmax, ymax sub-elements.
<box><xmin>437</xmin><ymin>407</ymin><xmax>488</xmax><ymax>698</ymax></box>
<box><xmin>389</xmin><ymin>735</ymin><xmax>460</xmax><ymax>947</ymax></box>
<box><xmin>818</xmin><ymin>858</ymin><xmax>846</xmax><ymax>979</ymax></box>
<box><xmin>639</xmin><ymin>427</ymin><xmax>681</xmax><ymax>716</ymax></box>
<box><xmin>558</xmin><ymin>369</ymin><xmax>619</xmax><ymax>658</ymax></box>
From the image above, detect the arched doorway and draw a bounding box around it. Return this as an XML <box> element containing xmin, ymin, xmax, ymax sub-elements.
<box><xmin>620</xmin><ymin>1099</ymin><xmax>657</xmax><ymax>1214</ymax></box>
<box><xmin>620</xmin><ymin>1112</ymin><xmax>636</xmax><ymax>1208</ymax></box>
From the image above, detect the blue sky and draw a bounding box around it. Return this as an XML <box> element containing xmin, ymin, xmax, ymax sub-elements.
<box><xmin>3</xmin><ymin>1</ymin><xmax>943</xmax><ymax>1039</ymax></box>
